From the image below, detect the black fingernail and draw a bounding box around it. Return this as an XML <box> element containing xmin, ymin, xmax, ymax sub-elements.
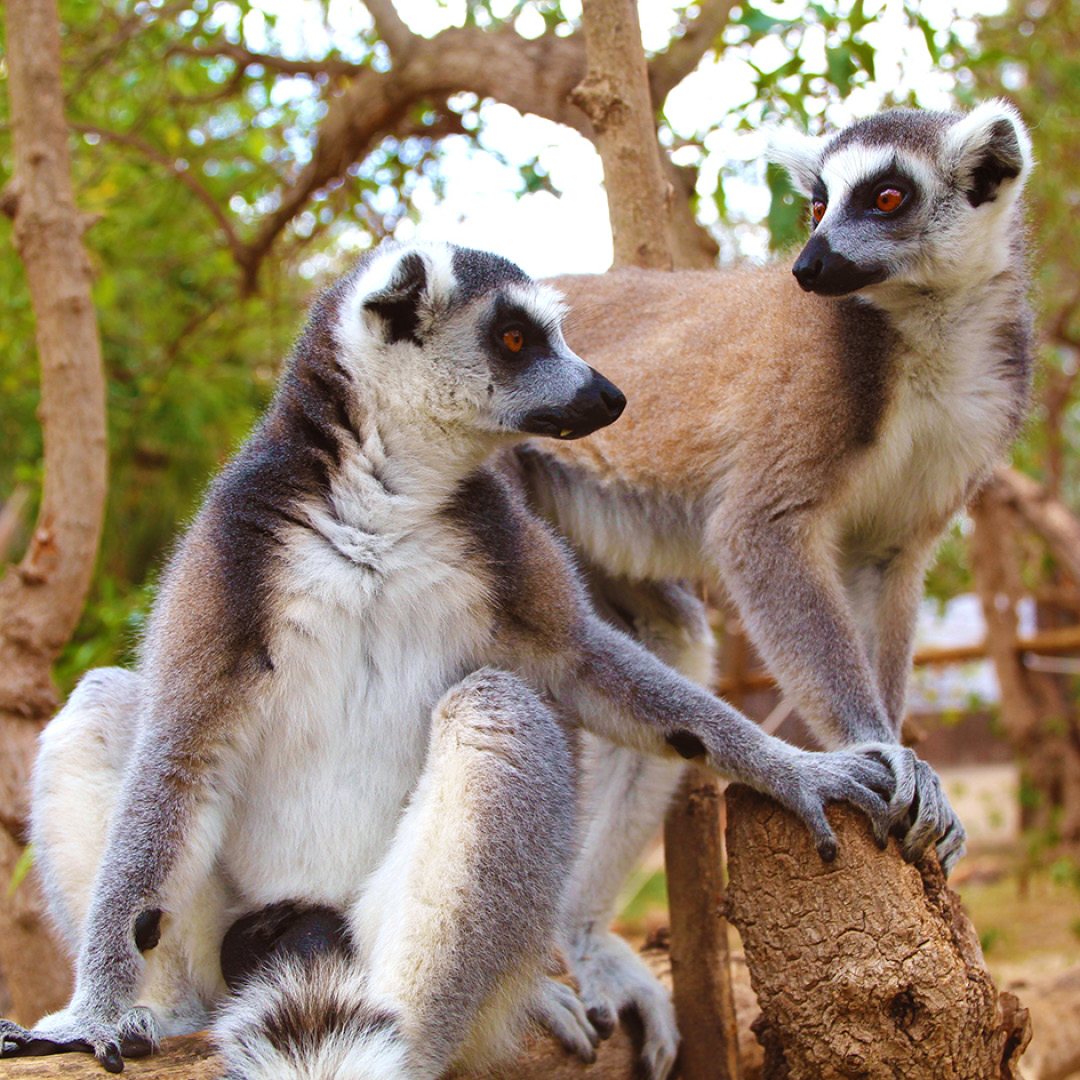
<box><xmin>99</xmin><ymin>1044</ymin><xmax>124</xmax><ymax>1073</ymax></box>
<box><xmin>121</xmin><ymin>1035</ymin><xmax>153</xmax><ymax>1058</ymax></box>
<box><xmin>587</xmin><ymin>1008</ymin><xmax>615</xmax><ymax>1039</ymax></box>
<box><xmin>818</xmin><ymin>838</ymin><xmax>838</xmax><ymax>862</ymax></box>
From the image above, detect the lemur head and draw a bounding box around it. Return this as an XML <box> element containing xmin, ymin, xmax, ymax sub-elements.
<box><xmin>768</xmin><ymin>101</ymin><xmax>1033</xmax><ymax>299</ymax></box>
<box><xmin>331</xmin><ymin>241</ymin><xmax>624</xmax><ymax>443</ymax></box>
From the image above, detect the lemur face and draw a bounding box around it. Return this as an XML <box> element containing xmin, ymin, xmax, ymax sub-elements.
<box><xmin>768</xmin><ymin>101</ymin><xmax>1032</xmax><ymax>298</ymax></box>
<box><xmin>334</xmin><ymin>241</ymin><xmax>625</xmax><ymax>442</ymax></box>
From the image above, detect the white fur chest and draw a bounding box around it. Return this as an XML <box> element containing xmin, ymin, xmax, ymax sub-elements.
<box><xmin>221</xmin><ymin>484</ymin><xmax>493</xmax><ymax>910</ymax></box>
<box><xmin>840</xmin><ymin>327</ymin><xmax>1017</xmax><ymax>550</ymax></box>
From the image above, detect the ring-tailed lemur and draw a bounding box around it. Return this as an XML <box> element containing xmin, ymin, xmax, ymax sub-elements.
<box><xmin>516</xmin><ymin>100</ymin><xmax>1034</xmax><ymax>927</ymax></box>
<box><xmin>0</xmin><ymin>242</ymin><xmax>912</xmax><ymax>1080</ymax></box>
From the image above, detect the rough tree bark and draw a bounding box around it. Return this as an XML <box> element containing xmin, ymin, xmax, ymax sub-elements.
<box><xmin>0</xmin><ymin>0</ymin><xmax>109</xmax><ymax>1023</ymax></box>
<box><xmin>724</xmin><ymin>786</ymin><xmax>1031</xmax><ymax>1080</ymax></box>
<box><xmin>572</xmin><ymin>0</ymin><xmax>672</xmax><ymax>271</ymax></box>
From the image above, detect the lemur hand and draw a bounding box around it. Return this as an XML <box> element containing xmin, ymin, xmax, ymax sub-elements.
<box><xmin>564</xmin><ymin>924</ymin><xmax>679</xmax><ymax>1080</ymax></box>
<box><xmin>759</xmin><ymin>745</ymin><xmax>897</xmax><ymax>864</ymax></box>
<box><xmin>0</xmin><ymin>1005</ymin><xmax>159</xmax><ymax>1073</ymax></box>
<box><xmin>856</xmin><ymin>743</ymin><xmax>967</xmax><ymax>875</ymax></box>
<box><xmin>529</xmin><ymin>977</ymin><xmax>603</xmax><ymax>1066</ymax></box>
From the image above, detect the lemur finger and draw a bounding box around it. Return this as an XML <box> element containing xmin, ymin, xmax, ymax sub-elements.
<box><xmin>937</xmin><ymin>824</ymin><xmax>967</xmax><ymax>877</ymax></box>
<box><xmin>532</xmin><ymin>980</ymin><xmax>600</xmax><ymax>1062</ymax></box>
<box><xmin>798</xmin><ymin>801</ymin><xmax>838</xmax><ymax>862</ymax></box>
<box><xmin>865</xmin><ymin>745</ymin><xmax>918</xmax><ymax>823</ymax></box>
<box><xmin>586</xmin><ymin>1006</ymin><xmax>616</xmax><ymax>1041</ymax></box>
<box><xmin>901</xmin><ymin>766</ymin><xmax>945</xmax><ymax>861</ymax></box>
<box><xmin>96</xmin><ymin>1041</ymin><xmax>125</xmax><ymax>1074</ymax></box>
<box><xmin>0</xmin><ymin>1019</ymin><xmax>28</xmax><ymax>1055</ymax></box>
<box><xmin>640</xmin><ymin>1028</ymin><xmax>679</xmax><ymax>1080</ymax></box>
<box><xmin>836</xmin><ymin>780</ymin><xmax>891</xmax><ymax>849</ymax></box>
<box><xmin>844</xmin><ymin>755</ymin><xmax>896</xmax><ymax>799</ymax></box>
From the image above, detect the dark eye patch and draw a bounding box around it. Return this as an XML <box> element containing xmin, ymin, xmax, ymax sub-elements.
<box><xmin>487</xmin><ymin>297</ymin><xmax>548</xmax><ymax>358</ymax></box>
<box><xmin>850</xmin><ymin>166</ymin><xmax>917</xmax><ymax>218</ymax></box>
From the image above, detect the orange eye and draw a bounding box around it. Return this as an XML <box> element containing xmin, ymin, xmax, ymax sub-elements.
<box><xmin>811</xmin><ymin>200</ymin><xmax>827</xmax><ymax>224</ymax></box>
<box><xmin>875</xmin><ymin>188</ymin><xmax>905</xmax><ymax>213</ymax></box>
<box><xmin>503</xmin><ymin>329</ymin><xmax>524</xmax><ymax>353</ymax></box>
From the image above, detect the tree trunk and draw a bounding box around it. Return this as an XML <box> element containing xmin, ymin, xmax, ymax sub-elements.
<box><xmin>0</xmin><ymin>0</ymin><xmax>109</xmax><ymax>1021</ymax></box>
<box><xmin>664</xmin><ymin>769</ymin><xmax>743</xmax><ymax>1080</ymax></box>
<box><xmin>723</xmin><ymin>785</ymin><xmax>1031</xmax><ymax>1080</ymax></box>
<box><xmin>572</xmin><ymin>0</ymin><xmax>673</xmax><ymax>272</ymax></box>
<box><xmin>570</xmin><ymin>3</ymin><xmax>740</xmax><ymax>1076</ymax></box>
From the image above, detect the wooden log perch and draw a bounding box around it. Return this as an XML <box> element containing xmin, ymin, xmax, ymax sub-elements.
<box><xmin>723</xmin><ymin>785</ymin><xmax>1031</xmax><ymax>1080</ymax></box>
<box><xmin>0</xmin><ymin>1009</ymin><xmax>654</xmax><ymax>1080</ymax></box>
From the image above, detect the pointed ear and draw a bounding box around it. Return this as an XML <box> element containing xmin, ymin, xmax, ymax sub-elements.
<box><xmin>766</xmin><ymin>128</ymin><xmax>826</xmax><ymax>197</ymax></box>
<box><xmin>945</xmin><ymin>100</ymin><xmax>1033</xmax><ymax>208</ymax></box>
<box><xmin>362</xmin><ymin>249</ymin><xmax>430</xmax><ymax>345</ymax></box>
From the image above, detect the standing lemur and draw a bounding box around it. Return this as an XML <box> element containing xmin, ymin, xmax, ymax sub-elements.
<box><xmin>515</xmin><ymin>96</ymin><xmax>1033</xmax><ymax>1041</ymax></box>
<box><xmin>1</xmin><ymin>241</ymin><xmax>919</xmax><ymax>1080</ymax></box>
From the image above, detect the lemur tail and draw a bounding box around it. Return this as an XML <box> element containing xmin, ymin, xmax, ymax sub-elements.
<box><xmin>214</xmin><ymin>951</ymin><xmax>412</xmax><ymax>1080</ymax></box>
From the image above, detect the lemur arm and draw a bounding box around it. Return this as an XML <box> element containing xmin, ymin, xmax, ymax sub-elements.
<box><xmin>0</xmin><ymin>534</ymin><xmax>252</xmax><ymax>1070</ymax></box>
<box><xmin>871</xmin><ymin>538</ymin><xmax>940</xmax><ymax>731</ymax></box>
<box><xmin>707</xmin><ymin>502</ymin><xmax>892</xmax><ymax>746</ymax></box>
<box><xmin>0</xmin><ymin>710</ymin><xmax>237</xmax><ymax>1070</ymax></box>
<box><xmin>704</xmin><ymin>503</ymin><xmax>966</xmax><ymax>870</ymax></box>
<box><xmin>541</xmin><ymin>612</ymin><xmax>901</xmax><ymax>862</ymax></box>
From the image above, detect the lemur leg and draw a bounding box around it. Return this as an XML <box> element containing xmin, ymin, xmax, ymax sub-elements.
<box><xmin>562</xmin><ymin>572</ymin><xmax>715</xmax><ymax>1080</ymax></box>
<box><xmin>215</xmin><ymin>669</ymin><xmax>584</xmax><ymax>1080</ymax></box>
<box><xmin>29</xmin><ymin>668</ymin><xmax>228</xmax><ymax>1038</ymax></box>
<box><xmin>870</xmin><ymin>541</ymin><xmax>967</xmax><ymax>871</ymax></box>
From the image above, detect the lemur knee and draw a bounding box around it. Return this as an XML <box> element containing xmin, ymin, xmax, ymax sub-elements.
<box><xmin>434</xmin><ymin>669</ymin><xmax>570</xmax><ymax>771</ymax></box>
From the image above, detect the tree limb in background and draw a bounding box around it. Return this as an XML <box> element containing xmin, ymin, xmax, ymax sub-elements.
<box><xmin>987</xmin><ymin>467</ymin><xmax>1080</xmax><ymax>588</ymax></box>
<box><xmin>573</xmin><ymin>0</ymin><xmax>672</xmax><ymax>270</ymax></box>
<box><xmin>137</xmin><ymin>0</ymin><xmax>741</xmax><ymax>288</ymax></box>
<box><xmin>0</xmin><ymin>0</ymin><xmax>108</xmax><ymax>1025</ymax></box>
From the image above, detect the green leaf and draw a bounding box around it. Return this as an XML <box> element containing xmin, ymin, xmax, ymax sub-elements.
<box><xmin>825</xmin><ymin>44</ymin><xmax>858</xmax><ymax>97</ymax></box>
<box><xmin>8</xmin><ymin>845</ymin><xmax>33</xmax><ymax>898</ymax></box>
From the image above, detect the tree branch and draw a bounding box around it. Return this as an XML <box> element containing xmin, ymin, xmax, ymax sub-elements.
<box><xmin>139</xmin><ymin>5</ymin><xmax>726</xmax><ymax>288</ymax></box>
<box><xmin>573</xmin><ymin>0</ymin><xmax>671</xmax><ymax>270</ymax></box>
<box><xmin>168</xmin><ymin>40</ymin><xmax>368</xmax><ymax>78</ymax></box>
<box><xmin>649</xmin><ymin>0</ymin><xmax>740</xmax><ymax>105</ymax></box>
<box><xmin>986</xmin><ymin>467</ymin><xmax>1080</xmax><ymax>588</ymax></box>
<box><xmin>363</xmin><ymin>0</ymin><xmax>417</xmax><ymax>59</ymax></box>
<box><xmin>0</xmin><ymin>0</ymin><xmax>107</xmax><ymax>1023</ymax></box>
<box><xmin>71</xmin><ymin>124</ymin><xmax>249</xmax><ymax>273</ymax></box>
<box><xmin>725</xmin><ymin>786</ymin><xmax>1031</xmax><ymax>1079</ymax></box>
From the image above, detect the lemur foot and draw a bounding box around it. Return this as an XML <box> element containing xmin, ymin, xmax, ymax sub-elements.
<box><xmin>530</xmin><ymin>977</ymin><xmax>601</xmax><ymax>1063</ymax></box>
<box><xmin>566</xmin><ymin>926</ymin><xmax>679</xmax><ymax>1080</ymax></box>
<box><xmin>857</xmin><ymin>743</ymin><xmax>968</xmax><ymax>875</ymax></box>
<box><xmin>0</xmin><ymin>1005</ymin><xmax>159</xmax><ymax>1073</ymax></box>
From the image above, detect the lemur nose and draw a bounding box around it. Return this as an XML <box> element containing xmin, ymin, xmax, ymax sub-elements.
<box><xmin>793</xmin><ymin>257</ymin><xmax>823</xmax><ymax>291</ymax></box>
<box><xmin>597</xmin><ymin>381</ymin><xmax>627</xmax><ymax>422</ymax></box>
